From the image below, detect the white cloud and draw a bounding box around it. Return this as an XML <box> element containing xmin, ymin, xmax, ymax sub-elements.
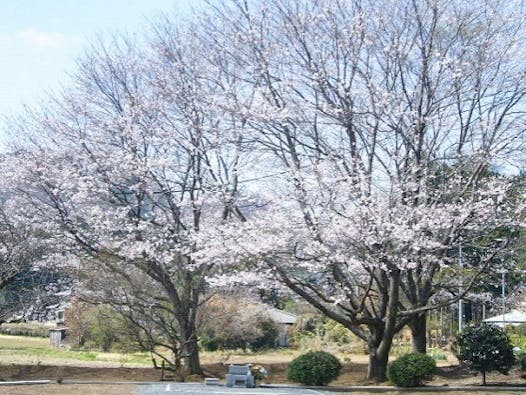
<box><xmin>19</xmin><ymin>28</ymin><xmax>66</xmax><ymax>48</ymax></box>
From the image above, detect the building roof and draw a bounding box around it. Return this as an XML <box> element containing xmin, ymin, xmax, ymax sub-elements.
<box><xmin>263</xmin><ymin>307</ymin><xmax>298</xmax><ymax>325</ymax></box>
<box><xmin>483</xmin><ymin>309</ymin><xmax>526</xmax><ymax>327</ymax></box>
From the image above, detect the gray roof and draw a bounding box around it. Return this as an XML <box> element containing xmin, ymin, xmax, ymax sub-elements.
<box><xmin>264</xmin><ymin>308</ymin><xmax>298</xmax><ymax>325</ymax></box>
<box><xmin>483</xmin><ymin>309</ymin><xmax>526</xmax><ymax>327</ymax></box>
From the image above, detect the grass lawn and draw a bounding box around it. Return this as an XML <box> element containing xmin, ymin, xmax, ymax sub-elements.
<box><xmin>0</xmin><ymin>335</ymin><xmax>151</xmax><ymax>367</ymax></box>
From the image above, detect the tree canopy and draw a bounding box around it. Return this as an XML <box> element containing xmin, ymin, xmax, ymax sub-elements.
<box><xmin>1</xmin><ymin>0</ymin><xmax>526</xmax><ymax>381</ymax></box>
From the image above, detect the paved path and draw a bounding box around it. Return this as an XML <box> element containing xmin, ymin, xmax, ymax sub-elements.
<box><xmin>139</xmin><ymin>383</ymin><xmax>335</xmax><ymax>395</ymax></box>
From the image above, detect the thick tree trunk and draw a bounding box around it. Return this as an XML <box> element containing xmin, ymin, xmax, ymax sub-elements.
<box><xmin>366</xmin><ymin>325</ymin><xmax>394</xmax><ymax>383</ymax></box>
<box><xmin>366</xmin><ymin>268</ymin><xmax>401</xmax><ymax>383</ymax></box>
<box><xmin>367</xmin><ymin>345</ymin><xmax>390</xmax><ymax>382</ymax></box>
<box><xmin>179</xmin><ymin>317</ymin><xmax>202</xmax><ymax>375</ymax></box>
<box><xmin>182</xmin><ymin>337</ymin><xmax>201</xmax><ymax>375</ymax></box>
<box><xmin>409</xmin><ymin>313</ymin><xmax>427</xmax><ymax>354</ymax></box>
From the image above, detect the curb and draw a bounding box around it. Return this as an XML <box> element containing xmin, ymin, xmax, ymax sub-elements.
<box><xmin>0</xmin><ymin>380</ymin><xmax>52</xmax><ymax>386</ymax></box>
<box><xmin>262</xmin><ymin>384</ymin><xmax>526</xmax><ymax>392</ymax></box>
<box><xmin>1</xmin><ymin>380</ymin><xmax>525</xmax><ymax>392</ymax></box>
<box><xmin>62</xmin><ymin>380</ymin><xmax>161</xmax><ymax>385</ymax></box>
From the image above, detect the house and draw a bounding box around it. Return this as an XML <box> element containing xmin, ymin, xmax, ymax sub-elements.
<box><xmin>261</xmin><ymin>307</ymin><xmax>297</xmax><ymax>347</ymax></box>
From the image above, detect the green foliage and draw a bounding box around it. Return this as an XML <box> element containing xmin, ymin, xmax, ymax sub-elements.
<box><xmin>65</xmin><ymin>301</ymin><xmax>142</xmax><ymax>353</ymax></box>
<box><xmin>84</xmin><ymin>306</ymin><xmax>119</xmax><ymax>352</ymax></box>
<box><xmin>518</xmin><ymin>354</ymin><xmax>526</xmax><ymax>371</ymax></box>
<box><xmin>387</xmin><ymin>353</ymin><xmax>436</xmax><ymax>387</ymax></box>
<box><xmin>324</xmin><ymin>320</ymin><xmax>354</xmax><ymax>345</ymax></box>
<box><xmin>198</xmin><ymin>294</ymin><xmax>283</xmax><ymax>352</ymax></box>
<box><xmin>515</xmin><ymin>323</ymin><xmax>526</xmax><ymax>337</ymax></box>
<box><xmin>390</xmin><ymin>343</ymin><xmax>412</xmax><ymax>357</ymax></box>
<box><xmin>0</xmin><ymin>323</ymin><xmax>49</xmax><ymax>338</ymax></box>
<box><xmin>199</xmin><ymin>334</ymin><xmax>219</xmax><ymax>352</ymax></box>
<box><xmin>293</xmin><ymin>313</ymin><xmax>325</xmax><ymax>334</ymax></box>
<box><xmin>429</xmin><ymin>350</ymin><xmax>447</xmax><ymax>361</ymax></box>
<box><xmin>291</xmin><ymin>314</ymin><xmax>357</xmax><ymax>353</ymax></box>
<box><xmin>250</xmin><ymin>317</ymin><xmax>279</xmax><ymax>351</ymax></box>
<box><xmin>509</xmin><ymin>334</ymin><xmax>526</xmax><ymax>350</ymax></box>
<box><xmin>199</xmin><ymin>315</ymin><xmax>279</xmax><ymax>352</ymax></box>
<box><xmin>457</xmin><ymin>323</ymin><xmax>515</xmax><ymax>383</ymax></box>
<box><xmin>287</xmin><ymin>351</ymin><xmax>342</xmax><ymax>386</ymax></box>
<box><xmin>199</xmin><ymin>296</ymin><xmax>279</xmax><ymax>352</ymax></box>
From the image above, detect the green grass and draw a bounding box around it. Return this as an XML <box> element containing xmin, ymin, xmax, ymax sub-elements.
<box><xmin>0</xmin><ymin>334</ymin><xmax>50</xmax><ymax>348</ymax></box>
<box><xmin>0</xmin><ymin>334</ymin><xmax>151</xmax><ymax>366</ymax></box>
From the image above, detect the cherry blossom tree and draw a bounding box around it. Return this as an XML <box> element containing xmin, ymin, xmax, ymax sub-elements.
<box><xmin>0</xmin><ymin>201</ymin><xmax>59</xmax><ymax>322</ymax></box>
<box><xmin>2</xmin><ymin>26</ymin><xmax>252</xmax><ymax>374</ymax></box>
<box><xmin>194</xmin><ymin>0</ymin><xmax>526</xmax><ymax>381</ymax></box>
<box><xmin>2</xmin><ymin>0</ymin><xmax>526</xmax><ymax>383</ymax></box>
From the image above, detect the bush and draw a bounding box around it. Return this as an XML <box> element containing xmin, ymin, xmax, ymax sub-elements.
<box><xmin>387</xmin><ymin>352</ymin><xmax>436</xmax><ymax>387</ymax></box>
<box><xmin>200</xmin><ymin>333</ymin><xmax>219</xmax><ymax>352</ymax></box>
<box><xmin>291</xmin><ymin>315</ymin><xmax>358</xmax><ymax>353</ymax></box>
<box><xmin>198</xmin><ymin>295</ymin><xmax>280</xmax><ymax>351</ymax></box>
<box><xmin>509</xmin><ymin>333</ymin><xmax>526</xmax><ymax>350</ymax></box>
<box><xmin>249</xmin><ymin>317</ymin><xmax>279</xmax><ymax>351</ymax></box>
<box><xmin>287</xmin><ymin>351</ymin><xmax>341</xmax><ymax>386</ymax></box>
<box><xmin>0</xmin><ymin>323</ymin><xmax>49</xmax><ymax>338</ymax></box>
<box><xmin>519</xmin><ymin>354</ymin><xmax>526</xmax><ymax>371</ymax></box>
<box><xmin>456</xmin><ymin>323</ymin><xmax>515</xmax><ymax>385</ymax></box>
<box><xmin>515</xmin><ymin>323</ymin><xmax>526</xmax><ymax>337</ymax></box>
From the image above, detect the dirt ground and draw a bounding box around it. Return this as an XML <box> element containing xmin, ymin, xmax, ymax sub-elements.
<box><xmin>0</xmin><ymin>360</ymin><xmax>525</xmax><ymax>388</ymax></box>
<box><xmin>0</xmin><ymin>384</ymin><xmax>138</xmax><ymax>395</ymax></box>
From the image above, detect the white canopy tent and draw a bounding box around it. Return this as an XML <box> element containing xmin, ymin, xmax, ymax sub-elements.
<box><xmin>483</xmin><ymin>310</ymin><xmax>526</xmax><ymax>328</ymax></box>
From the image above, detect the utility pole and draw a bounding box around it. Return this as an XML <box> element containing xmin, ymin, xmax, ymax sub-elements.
<box><xmin>458</xmin><ymin>244</ymin><xmax>463</xmax><ymax>332</ymax></box>
<box><xmin>502</xmin><ymin>270</ymin><xmax>506</xmax><ymax>327</ymax></box>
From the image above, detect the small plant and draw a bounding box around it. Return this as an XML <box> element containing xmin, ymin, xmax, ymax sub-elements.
<box><xmin>456</xmin><ymin>323</ymin><xmax>515</xmax><ymax>385</ymax></box>
<box><xmin>251</xmin><ymin>364</ymin><xmax>269</xmax><ymax>381</ymax></box>
<box><xmin>287</xmin><ymin>351</ymin><xmax>341</xmax><ymax>386</ymax></box>
<box><xmin>387</xmin><ymin>352</ymin><xmax>436</xmax><ymax>387</ymax></box>
<box><xmin>429</xmin><ymin>350</ymin><xmax>447</xmax><ymax>361</ymax></box>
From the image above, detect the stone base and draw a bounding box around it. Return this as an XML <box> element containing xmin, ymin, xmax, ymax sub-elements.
<box><xmin>204</xmin><ymin>377</ymin><xmax>221</xmax><ymax>386</ymax></box>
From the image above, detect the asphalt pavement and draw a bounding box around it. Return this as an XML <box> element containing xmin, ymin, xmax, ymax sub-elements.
<box><xmin>139</xmin><ymin>383</ymin><xmax>334</xmax><ymax>395</ymax></box>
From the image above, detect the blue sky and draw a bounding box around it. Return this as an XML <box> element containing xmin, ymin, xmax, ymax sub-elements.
<box><xmin>0</xmin><ymin>0</ymin><xmax>195</xmax><ymax>133</ymax></box>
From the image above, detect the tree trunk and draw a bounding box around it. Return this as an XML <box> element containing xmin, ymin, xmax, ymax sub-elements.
<box><xmin>409</xmin><ymin>313</ymin><xmax>427</xmax><ymax>354</ymax></box>
<box><xmin>179</xmin><ymin>315</ymin><xmax>202</xmax><ymax>375</ymax></box>
<box><xmin>367</xmin><ymin>346</ymin><xmax>390</xmax><ymax>382</ymax></box>
<box><xmin>182</xmin><ymin>336</ymin><xmax>202</xmax><ymax>375</ymax></box>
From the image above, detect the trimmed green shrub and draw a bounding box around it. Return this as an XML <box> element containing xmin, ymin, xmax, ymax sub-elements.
<box><xmin>287</xmin><ymin>351</ymin><xmax>341</xmax><ymax>386</ymax></box>
<box><xmin>456</xmin><ymin>323</ymin><xmax>515</xmax><ymax>385</ymax></box>
<box><xmin>388</xmin><ymin>352</ymin><xmax>436</xmax><ymax>387</ymax></box>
